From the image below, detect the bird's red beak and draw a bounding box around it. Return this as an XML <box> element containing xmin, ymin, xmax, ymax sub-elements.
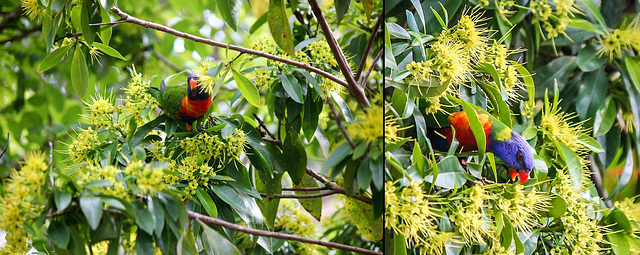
<box><xmin>509</xmin><ymin>169</ymin><xmax>530</xmax><ymax>184</ymax></box>
<box><xmin>189</xmin><ymin>78</ymin><xmax>198</xmax><ymax>91</ymax></box>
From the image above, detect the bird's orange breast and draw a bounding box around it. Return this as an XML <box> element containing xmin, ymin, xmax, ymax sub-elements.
<box><xmin>180</xmin><ymin>96</ymin><xmax>212</xmax><ymax>119</ymax></box>
<box><xmin>444</xmin><ymin>111</ymin><xmax>493</xmax><ymax>151</ymax></box>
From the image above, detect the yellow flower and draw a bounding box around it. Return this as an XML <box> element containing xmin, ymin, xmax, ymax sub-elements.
<box><xmin>276</xmin><ymin>200</ymin><xmax>316</xmax><ymax>237</ymax></box>
<box><xmin>540</xmin><ymin>100</ymin><xmax>589</xmax><ymax>154</ymax></box>
<box><xmin>21</xmin><ymin>0</ymin><xmax>45</xmax><ymax>20</ymax></box>
<box><xmin>598</xmin><ymin>18</ymin><xmax>640</xmax><ymax>60</ymax></box>
<box><xmin>251</xmin><ymin>68</ymin><xmax>275</xmax><ymax>89</ymax></box>
<box><xmin>385</xmin><ymin>181</ymin><xmax>440</xmax><ymax>246</ymax></box>
<box><xmin>84</xmin><ymin>94</ymin><xmax>116</xmax><ymax>128</ymax></box>
<box><xmin>450</xmin><ymin>206</ymin><xmax>493</xmax><ymax>245</ymax></box>
<box><xmin>319</xmin><ymin>77</ymin><xmax>345</xmax><ymax>95</ymax></box>
<box><xmin>193</xmin><ymin>60</ymin><xmax>216</xmax><ymax>96</ymax></box>
<box><xmin>451</xmin><ymin>10</ymin><xmax>488</xmax><ymax>59</ymax></box>
<box><xmin>308</xmin><ymin>40</ymin><xmax>338</xmax><ymax>68</ymax></box>
<box><xmin>137</xmin><ymin>164</ymin><xmax>166</xmax><ymax>195</ymax></box>
<box><xmin>348</xmin><ymin>105</ymin><xmax>384</xmax><ymax>144</ymax></box>
<box><xmin>431</xmin><ymin>38</ymin><xmax>470</xmax><ymax>86</ymax></box>
<box><xmin>225</xmin><ymin>129</ymin><xmax>247</xmax><ymax>161</ymax></box>
<box><xmin>87</xmin><ymin>240</ymin><xmax>109</xmax><ymax>255</ymax></box>
<box><xmin>497</xmin><ymin>185</ymin><xmax>549</xmax><ymax>233</ymax></box>
<box><xmin>89</xmin><ymin>46</ymin><xmax>104</xmax><ymax>66</ymax></box>
<box><xmin>68</xmin><ymin>127</ymin><xmax>101</xmax><ymax>164</ymax></box>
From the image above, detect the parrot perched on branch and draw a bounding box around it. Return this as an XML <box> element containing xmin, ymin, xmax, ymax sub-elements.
<box><xmin>427</xmin><ymin>110</ymin><xmax>534</xmax><ymax>184</ymax></box>
<box><xmin>148</xmin><ymin>74</ymin><xmax>212</xmax><ymax>131</ymax></box>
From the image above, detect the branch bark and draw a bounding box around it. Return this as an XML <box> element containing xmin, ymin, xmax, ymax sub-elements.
<box><xmin>326</xmin><ymin>97</ymin><xmax>356</xmax><ymax>149</ymax></box>
<box><xmin>106</xmin><ymin>7</ymin><xmax>356</xmax><ymax>97</ymax></box>
<box><xmin>189</xmin><ymin>210</ymin><xmax>382</xmax><ymax>255</ymax></box>
<box><xmin>355</xmin><ymin>14</ymin><xmax>383</xmax><ymax>82</ymax></box>
<box><xmin>305</xmin><ymin>167</ymin><xmax>372</xmax><ymax>204</ymax></box>
<box><xmin>361</xmin><ymin>49</ymin><xmax>383</xmax><ymax>87</ymax></box>
<box><xmin>307</xmin><ymin>0</ymin><xmax>371</xmax><ymax>108</ymax></box>
<box><xmin>260</xmin><ymin>190</ymin><xmax>338</xmax><ymax>199</ymax></box>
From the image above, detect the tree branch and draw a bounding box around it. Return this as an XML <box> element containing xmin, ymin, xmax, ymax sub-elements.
<box><xmin>105</xmin><ymin>7</ymin><xmax>352</xmax><ymax>92</ymax></box>
<box><xmin>307</xmin><ymin>0</ymin><xmax>371</xmax><ymax>108</ymax></box>
<box><xmin>282</xmin><ymin>186</ymin><xmax>329</xmax><ymax>191</ymax></box>
<box><xmin>305</xmin><ymin>167</ymin><xmax>372</xmax><ymax>204</ymax></box>
<box><xmin>0</xmin><ymin>24</ymin><xmax>42</xmax><ymax>44</ymax></box>
<box><xmin>361</xmin><ymin>49</ymin><xmax>383</xmax><ymax>87</ymax></box>
<box><xmin>151</xmin><ymin>50</ymin><xmax>182</xmax><ymax>72</ymax></box>
<box><xmin>253</xmin><ymin>113</ymin><xmax>276</xmax><ymax>140</ymax></box>
<box><xmin>0</xmin><ymin>132</ymin><xmax>9</xmax><ymax>160</ymax></box>
<box><xmin>355</xmin><ymin>14</ymin><xmax>383</xmax><ymax>82</ymax></box>
<box><xmin>326</xmin><ymin>97</ymin><xmax>356</xmax><ymax>149</ymax></box>
<box><xmin>0</xmin><ymin>7</ymin><xmax>21</xmax><ymax>33</ymax></box>
<box><xmin>188</xmin><ymin>210</ymin><xmax>382</xmax><ymax>255</ymax></box>
<box><xmin>260</xmin><ymin>190</ymin><xmax>338</xmax><ymax>199</ymax></box>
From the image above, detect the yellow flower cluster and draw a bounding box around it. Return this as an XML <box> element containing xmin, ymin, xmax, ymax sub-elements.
<box><xmin>85</xmin><ymin>94</ymin><xmax>116</xmax><ymax>128</ymax></box>
<box><xmin>250</xmin><ymin>68</ymin><xmax>275</xmax><ymax>89</ymax></box>
<box><xmin>348</xmin><ymin>105</ymin><xmax>383</xmax><ymax>144</ymax></box>
<box><xmin>180</xmin><ymin>132</ymin><xmax>227</xmax><ymax>161</ymax></box>
<box><xmin>406</xmin><ymin>60</ymin><xmax>433</xmax><ymax>82</ymax></box>
<box><xmin>68</xmin><ymin>127</ymin><xmax>100</xmax><ymax>164</ymax></box>
<box><xmin>136</xmin><ymin>164</ymin><xmax>166</xmax><ymax>195</ymax></box>
<box><xmin>193</xmin><ymin>60</ymin><xmax>216</xmax><ymax>96</ymax></box>
<box><xmin>276</xmin><ymin>200</ymin><xmax>317</xmax><ymax>237</ymax></box>
<box><xmin>21</xmin><ymin>0</ymin><xmax>45</xmax><ymax>20</ymax></box>
<box><xmin>226</xmin><ymin>128</ymin><xmax>247</xmax><ymax>161</ymax></box>
<box><xmin>530</xmin><ymin>0</ymin><xmax>580</xmax><ymax>39</ymax></box>
<box><xmin>0</xmin><ymin>151</ymin><xmax>48</xmax><ymax>254</ymax></box>
<box><xmin>449</xmin><ymin>185</ymin><xmax>494</xmax><ymax>245</ymax></box>
<box><xmin>496</xmin><ymin>185</ymin><xmax>549</xmax><ymax>233</ymax></box>
<box><xmin>553</xmin><ymin>169</ymin><xmax>608</xmax><ymax>253</ymax></box>
<box><xmin>615</xmin><ymin>198</ymin><xmax>640</xmax><ymax>224</ymax></box>
<box><xmin>319</xmin><ymin>77</ymin><xmax>345</xmax><ymax>95</ymax></box>
<box><xmin>307</xmin><ymin>40</ymin><xmax>338</xmax><ymax>68</ymax></box>
<box><xmin>540</xmin><ymin>101</ymin><xmax>590</xmax><ymax>158</ymax></box>
<box><xmin>482</xmin><ymin>43</ymin><xmax>524</xmax><ymax>98</ymax></box>
<box><xmin>123</xmin><ymin>71</ymin><xmax>158</xmax><ymax>126</ymax></box>
<box><xmin>385</xmin><ymin>181</ymin><xmax>443</xmax><ymax>248</ymax></box>
<box><xmin>599</xmin><ymin>18</ymin><xmax>640</xmax><ymax>60</ymax></box>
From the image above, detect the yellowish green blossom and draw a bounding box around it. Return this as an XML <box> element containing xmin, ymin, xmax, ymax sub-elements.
<box><xmin>496</xmin><ymin>185</ymin><xmax>550</xmax><ymax>233</ymax></box>
<box><xmin>308</xmin><ymin>40</ymin><xmax>338</xmax><ymax>68</ymax></box>
<box><xmin>598</xmin><ymin>18</ymin><xmax>640</xmax><ymax>60</ymax></box>
<box><xmin>250</xmin><ymin>68</ymin><xmax>275</xmax><ymax>89</ymax></box>
<box><xmin>84</xmin><ymin>94</ymin><xmax>116</xmax><ymax>128</ymax></box>
<box><xmin>21</xmin><ymin>0</ymin><xmax>45</xmax><ymax>20</ymax></box>
<box><xmin>385</xmin><ymin>181</ymin><xmax>441</xmax><ymax>246</ymax></box>
<box><xmin>68</xmin><ymin>127</ymin><xmax>101</xmax><ymax>164</ymax></box>
<box><xmin>348</xmin><ymin>105</ymin><xmax>384</xmax><ymax>144</ymax></box>
<box><xmin>193</xmin><ymin>60</ymin><xmax>216</xmax><ymax>95</ymax></box>
<box><xmin>276</xmin><ymin>200</ymin><xmax>317</xmax><ymax>237</ymax></box>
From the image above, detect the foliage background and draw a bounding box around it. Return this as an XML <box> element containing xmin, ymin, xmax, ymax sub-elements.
<box><xmin>0</xmin><ymin>0</ymin><xmax>383</xmax><ymax>254</ymax></box>
<box><xmin>385</xmin><ymin>0</ymin><xmax>640</xmax><ymax>254</ymax></box>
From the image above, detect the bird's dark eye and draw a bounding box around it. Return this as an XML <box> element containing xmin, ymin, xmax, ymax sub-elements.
<box><xmin>516</xmin><ymin>151</ymin><xmax>524</xmax><ymax>161</ymax></box>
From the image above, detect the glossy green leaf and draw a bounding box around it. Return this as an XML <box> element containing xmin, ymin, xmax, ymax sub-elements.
<box><xmin>198</xmin><ymin>220</ymin><xmax>242</xmax><ymax>255</ymax></box>
<box><xmin>625</xmin><ymin>56</ymin><xmax>640</xmax><ymax>94</ymax></box>
<box><xmin>335</xmin><ymin>0</ymin><xmax>350</xmax><ymax>24</ymax></box>
<box><xmin>232</xmin><ymin>69</ymin><xmax>260</xmax><ymax>107</ymax></box>
<box><xmin>92</xmin><ymin>42</ymin><xmax>126</xmax><ymax>60</ymax></box>
<box><xmin>554</xmin><ymin>140</ymin><xmax>583</xmax><ymax>188</ymax></box>
<box><xmin>284</xmin><ymin>127</ymin><xmax>307</xmax><ymax>185</ymax></box>
<box><xmin>280</xmin><ymin>74</ymin><xmax>304</xmax><ymax>104</ymax></box>
<box><xmin>294</xmin><ymin>173</ymin><xmax>322</xmax><ymax>221</ymax></box>
<box><xmin>545</xmin><ymin>197</ymin><xmax>567</xmax><ymax>218</ymax></box>
<box><xmin>577</xmin><ymin>133</ymin><xmax>604</xmax><ymax>153</ymax></box>
<box><xmin>533</xmin><ymin>56</ymin><xmax>577</xmax><ymax>97</ymax></box>
<box><xmin>577</xmin><ymin>44</ymin><xmax>605</xmax><ymax>72</ymax></box>
<box><xmin>267</xmin><ymin>0</ymin><xmax>295</xmax><ymax>56</ymax></box>
<box><xmin>608</xmin><ymin>231</ymin><xmax>631</xmax><ymax>255</ymax></box>
<box><xmin>54</xmin><ymin>189</ymin><xmax>72</xmax><ymax>212</ymax></box>
<box><xmin>321</xmin><ymin>142</ymin><xmax>353</xmax><ymax>174</ymax></box>
<box><xmin>459</xmin><ymin>101</ymin><xmax>486</xmax><ymax>158</ymax></box>
<box><xmin>81</xmin><ymin>0</ymin><xmax>95</xmax><ymax>45</ymax></box>
<box><xmin>71</xmin><ymin>45</ymin><xmax>89</xmax><ymax>98</ymax></box>
<box><xmin>196</xmin><ymin>188</ymin><xmax>218</xmax><ymax>218</ymax></box>
<box><xmin>48</xmin><ymin>221</ymin><xmax>70</xmax><ymax>248</ymax></box>
<box><xmin>425</xmin><ymin>156</ymin><xmax>469</xmax><ymax>189</ymax></box>
<box><xmin>38</xmin><ymin>45</ymin><xmax>73</xmax><ymax>72</ymax></box>
<box><xmin>80</xmin><ymin>196</ymin><xmax>103</xmax><ymax>230</ymax></box>
<box><xmin>594</xmin><ymin>96</ymin><xmax>616</xmax><ymax>136</ymax></box>
<box><xmin>134</xmin><ymin>202</ymin><xmax>155</xmax><ymax>235</ymax></box>
<box><xmin>255</xmin><ymin>171</ymin><xmax>282</xmax><ymax>229</ymax></box>
<box><xmin>576</xmin><ymin>67</ymin><xmax>608</xmax><ymax>121</ymax></box>
<box><xmin>210</xmin><ymin>184</ymin><xmax>246</xmax><ymax>213</ymax></box>
<box><xmin>386</xmin><ymin>22</ymin><xmax>410</xmax><ymax>39</ymax></box>
<box><xmin>216</xmin><ymin>0</ymin><xmax>239</xmax><ymax>31</ymax></box>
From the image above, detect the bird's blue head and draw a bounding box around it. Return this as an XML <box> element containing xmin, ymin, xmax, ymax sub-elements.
<box><xmin>187</xmin><ymin>74</ymin><xmax>210</xmax><ymax>100</ymax></box>
<box><xmin>488</xmin><ymin>131</ymin><xmax>534</xmax><ymax>184</ymax></box>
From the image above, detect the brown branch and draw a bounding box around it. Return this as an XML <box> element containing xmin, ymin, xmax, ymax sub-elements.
<box><xmin>326</xmin><ymin>97</ymin><xmax>356</xmax><ymax>149</ymax></box>
<box><xmin>88</xmin><ymin>20</ymin><xmax>126</xmax><ymax>27</ymax></box>
<box><xmin>254</xmin><ymin>113</ymin><xmax>277</xmax><ymax>140</ymax></box>
<box><xmin>308</xmin><ymin>0</ymin><xmax>370</xmax><ymax>108</ymax></box>
<box><xmin>262</xmin><ymin>137</ymin><xmax>283</xmax><ymax>149</ymax></box>
<box><xmin>305</xmin><ymin>168</ymin><xmax>372</xmax><ymax>204</ymax></box>
<box><xmin>0</xmin><ymin>7</ymin><xmax>21</xmax><ymax>33</ymax></box>
<box><xmin>361</xmin><ymin>49</ymin><xmax>383</xmax><ymax>88</ymax></box>
<box><xmin>105</xmin><ymin>7</ymin><xmax>351</xmax><ymax>91</ymax></box>
<box><xmin>0</xmin><ymin>24</ymin><xmax>42</xmax><ymax>44</ymax></box>
<box><xmin>189</xmin><ymin>211</ymin><xmax>381</xmax><ymax>255</ymax></box>
<box><xmin>151</xmin><ymin>50</ymin><xmax>181</xmax><ymax>72</ymax></box>
<box><xmin>54</xmin><ymin>32</ymin><xmax>82</xmax><ymax>43</ymax></box>
<box><xmin>355</xmin><ymin>14</ymin><xmax>383</xmax><ymax>82</ymax></box>
<box><xmin>260</xmin><ymin>190</ymin><xmax>338</xmax><ymax>199</ymax></box>
<box><xmin>0</xmin><ymin>132</ymin><xmax>9</xmax><ymax>160</ymax></box>
<box><xmin>282</xmin><ymin>186</ymin><xmax>329</xmax><ymax>191</ymax></box>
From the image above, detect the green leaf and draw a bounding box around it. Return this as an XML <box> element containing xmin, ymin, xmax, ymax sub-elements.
<box><xmin>210</xmin><ymin>185</ymin><xmax>246</xmax><ymax>213</ymax></box>
<box><xmin>216</xmin><ymin>0</ymin><xmax>239</xmax><ymax>31</ymax></box>
<box><xmin>198</xmin><ymin>220</ymin><xmax>242</xmax><ymax>255</ymax></box>
<box><xmin>195</xmin><ymin>188</ymin><xmax>218</xmax><ymax>218</ymax></box>
<box><xmin>280</xmin><ymin>74</ymin><xmax>304</xmax><ymax>104</ymax></box>
<box><xmin>231</xmin><ymin>69</ymin><xmax>260</xmax><ymax>107</ymax></box>
<box><xmin>284</xmin><ymin>126</ymin><xmax>307</xmax><ymax>185</ymax></box>
<box><xmin>554</xmin><ymin>140</ymin><xmax>583</xmax><ymax>188</ymax></box>
<box><xmin>577</xmin><ymin>0</ymin><xmax>608</xmax><ymax>34</ymax></box>
<box><xmin>131</xmin><ymin>115</ymin><xmax>165</xmax><ymax>148</ymax></box>
<box><xmin>98</xmin><ymin>7</ymin><xmax>112</xmax><ymax>44</ymax></box>
<box><xmin>294</xmin><ymin>173</ymin><xmax>323</xmax><ymax>221</ymax></box>
<box><xmin>92</xmin><ymin>42</ymin><xmax>126</xmax><ymax>60</ymax></box>
<box><xmin>135</xmin><ymin>229</ymin><xmax>155</xmax><ymax>255</ymax></box>
<box><xmin>255</xmin><ymin>171</ymin><xmax>282</xmax><ymax>229</ymax></box>
<box><xmin>54</xmin><ymin>189</ymin><xmax>72</xmax><ymax>212</ymax></box>
<box><xmin>38</xmin><ymin>45</ymin><xmax>73</xmax><ymax>72</ymax></box>
<box><xmin>80</xmin><ymin>195</ymin><xmax>103</xmax><ymax>230</ymax></box>
<box><xmin>134</xmin><ymin>202</ymin><xmax>155</xmax><ymax>235</ymax></box>
<box><xmin>425</xmin><ymin>156</ymin><xmax>469</xmax><ymax>189</ymax></box>
<box><xmin>625</xmin><ymin>56</ymin><xmax>640</xmax><ymax>94</ymax></box>
<box><xmin>459</xmin><ymin>101</ymin><xmax>486</xmax><ymax>158</ymax></box>
<box><xmin>71</xmin><ymin>45</ymin><xmax>89</xmax><ymax>98</ymax></box>
<box><xmin>577</xmin><ymin>44</ymin><xmax>605</xmax><ymax>72</ymax></box>
<box><xmin>335</xmin><ymin>0</ymin><xmax>350</xmax><ymax>24</ymax></box>
<box><xmin>321</xmin><ymin>142</ymin><xmax>353</xmax><ymax>174</ymax></box>
<box><xmin>533</xmin><ymin>56</ymin><xmax>577</xmax><ymax>97</ymax></box>
<box><xmin>345</xmin><ymin>197</ymin><xmax>383</xmax><ymax>242</ymax></box>
<box><xmin>577</xmin><ymin>133</ymin><xmax>604</xmax><ymax>153</ymax></box>
<box><xmin>81</xmin><ymin>0</ymin><xmax>95</xmax><ymax>45</ymax></box>
<box><xmin>267</xmin><ymin>0</ymin><xmax>295</xmax><ymax>56</ymax></box>
<box><xmin>608</xmin><ymin>209</ymin><xmax>633</xmax><ymax>233</ymax></box>
<box><xmin>594</xmin><ymin>96</ymin><xmax>616</xmax><ymax>136</ymax></box>
<box><xmin>576</xmin><ymin>67</ymin><xmax>608</xmax><ymax>121</ymax></box>
<box><xmin>545</xmin><ymin>197</ymin><xmax>567</xmax><ymax>218</ymax></box>
<box><xmin>385</xmin><ymin>22</ymin><xmax>410</xmax><ymax>39</ymax></box>
<box><xmin>48</xmin><ymin>221</ymin><xmax>70</xmax><ymax>248</ymax></box>
<box><xmin>608</xmin><ymin>231</ymin><xmax>631</xmax><ymax>255</ymax></box>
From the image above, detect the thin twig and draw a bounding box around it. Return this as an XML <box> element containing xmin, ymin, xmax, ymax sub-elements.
<box><xmin>54</xmin><ymin>32</ymin><xmax>82</xmax><ymax>43</ymax></box>
<box><xmin>361</xmin><ymin>49</ymin><xmax>383</xmax><ymax>88</ymax></box>
<box><xmin>307</xmin><ymin>0</ymin><xmax>370</xmax><ymax>108</ymax></box>
<box><xmin>326</xmin><ymin>97</ymin><xmax>356</xmax><ymax>149</ymax></box>
<box><xmin>282</xmin><ymin>186</ymin><xmax>329</xmax><ymax>191</ymax></box>
<box><xmin>253</xmin><ymin>113</ymin><xmax>277</xmax><ymax>140</ymax></box>
<box><xmin>0</xmin><ymin>132</ymin><xmax>9</xmax><ymax>160</ymax></box>
<box><xmin>0</xmin><ymin>24</ymin><xmax>42</xmax><ymax>44</ymax></box>
<box><xmin>305</xmin><ymin>168</ymin><xmax>372</xmax><ymax>204</ymax></box>
<box><xmin>188</xmin><ymin>211</ymin><xmax>381</xmax><ymax>255</ymax></box>
<box><xmin>263</xmin><ymin>137</ymin><xmax>283</xmax><ymax>149</ymax></box>
<box><xmin>354</xmin><ymin>14</ymin><xmax>383</xmax><ymax>82</ymax></box>
<box><xmin>590</xmin><ymin>156</ymin><xmax>612</xmax><ymax>208</ymax></box>
<box><xmin>88</xmin><ymin>20</ymin><xmax>126</xmax><ymax>26</ymax></box>
<box><xmin>151</xmin><ymin>50</ymin><xmax>181</xmax><ymax>72</ymax></box>
<box><xmin>104</xmin><ymin>8</ymin><xmax>354</xmax><ymax>96</ymax></box>
<box><xmin>0</xmin><ymin>7</ymin><xmax>21</xmax><ymax>33</ymax></box>
<box><xmin>260</xmin><ymin>190</ymin><xmax>338</xmax><ymax>199</ymax></box>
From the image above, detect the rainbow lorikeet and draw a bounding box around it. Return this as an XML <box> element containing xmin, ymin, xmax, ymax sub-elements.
<box><xmin>427</xmin><ymin>110</ymin><xmax>534</xmax><ymax>184</ymax></box>
<box><xmin>148</xmin><ymin>74</ymin><xmax>212</xmax><ymax>131</ymax></box>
